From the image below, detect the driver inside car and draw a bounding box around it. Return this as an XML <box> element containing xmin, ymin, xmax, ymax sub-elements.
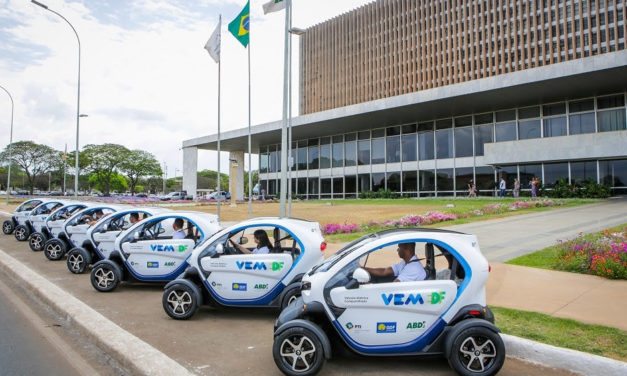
<box><xmin>229</xmin><ymin>229</ymin><xmax>272</xmax><ymax>254</ymax></box>
<box><xmin>172</xmin><ymin>218</ymin><xmax>186</xmax><ymax>239</ymax></box>
<box><xmin>365</xmin><ymin>242</ymin><xmax>426</xmax><ymax>282</ymax></box>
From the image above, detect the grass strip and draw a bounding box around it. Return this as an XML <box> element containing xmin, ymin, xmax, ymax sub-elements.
<box><xmin>492</xmin><ymin>306</ymin><xmax>627</xmax><ymax>361</ymax></box>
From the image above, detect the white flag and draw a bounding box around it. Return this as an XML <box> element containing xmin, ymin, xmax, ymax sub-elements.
<box><xmin>204</xmin><ymin>19</ymin><xmax>221</xmax><ymax>63</ymax></box>
<box><xmin>262</xmin><ymin>0</ymin><xmax>286</xmax><ymax>14</ymax></box>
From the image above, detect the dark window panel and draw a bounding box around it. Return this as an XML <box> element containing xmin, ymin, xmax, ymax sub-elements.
<box><xmin>569</xmin><ymin>112</ymin><xmax>596</xmax><ymax>134</ymax></box>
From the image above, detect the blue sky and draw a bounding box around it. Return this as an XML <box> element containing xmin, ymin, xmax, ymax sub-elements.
<box><xmin>0</xmin><ymin>0</ymin><xmax>373</xmax><ymax>176</ymax></box>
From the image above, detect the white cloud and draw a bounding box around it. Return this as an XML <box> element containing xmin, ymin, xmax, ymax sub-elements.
<box><xmin>0</xmin><ymin>0</ymin><xmax>375</xmax><ymax>179</ymax></box>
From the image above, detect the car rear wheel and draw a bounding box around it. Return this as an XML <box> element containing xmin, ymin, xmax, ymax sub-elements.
<box><xmin>66</xmin><ymin>247</ymin><xmax>92</xmax><ymax>274</ymax></box>
<box><xmin>43</xmin><ymin>239</ymin><xmax>68</xmax><ymax>261</ymax></box>
<box><xmin>90</xmin><ymin>260</ymin><xmax>122</xmax><ymax>292</ymax></box>
<box><xmin>280</xmin><ymin>285</ymin><xmax>301</xmax><ymax>310</ymax></box>
<box><xmin>162</xmin><ymin>283</ymin><xmax>199</xmax><ymax>320</ymax></box>
<box><xmin>2</xmin><ymin>220</ymin><xmax>14</xmax><ymax>235</ymax></box>
<box><xmin>14</xmin><ymin>225</ymin><xmax>30</xmax><ymax>241</ymax></box>
<box><xmin>29</xmin><ymin>232</ymin><xmax>48</xmax><ymax>252</ymax></box>
<box><xmin>447</xmin><ymin>326</ymin><xmax>505</xmax><ymax>376</ymax></box>
<box><xmin>273</xmin><ymin>326</ymin><xmax>325</xmax><ymax>376</ymax></box>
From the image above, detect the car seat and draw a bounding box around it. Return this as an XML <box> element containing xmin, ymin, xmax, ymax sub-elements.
<box><xmin>424</xmin><ymin>243</ymin><xmax>436</xmax><ymax>280</ymax></box>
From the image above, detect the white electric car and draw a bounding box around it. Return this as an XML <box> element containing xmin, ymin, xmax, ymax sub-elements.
<box><xmin>66</xmin><ymin>206</ymin><xmax>170</xmax><ymax>274</ymax></box>
<box><xmin>3</xmin><ymin>198</ymin><xmax>46</xmax><ymax>236</ymax></box>
<box><xmin>26</xmin><ymin>199</ymin><xmax>77</xmax><ymax>251</ymax></box>
<box><xmin>161</xmin><ymin>217</ymin><xmax>326</xmax><ymax>320</ymax></box>
<box><xmin>89</xmin><ymin>212</ymin><xmax>220</xmax><ymax>292</ymax></box>
<box><xmin>272</xmin><ymin>228</ymin><xmax>505</xmax><ymax>376</ymax></box>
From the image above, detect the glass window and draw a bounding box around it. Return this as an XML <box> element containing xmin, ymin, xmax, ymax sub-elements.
<box><xmin>386</xmin><ymin>126</ymin><xmax>400</xmax><ymax>136</ymax></box>
<box><xmin>544</xmin><ymin>117</ymin><xmax>567</xmax><ymax>137</ymax></box>
<box><xmin>569</xmin><ymin>99</ymin><xmax>594</xmax><ymax>113</ymax></box>
<box><xmin>345</xmin><ymin>175</ymin><xmax>357</xmax><ymax>198</ymax></box>
<box><xmin>519</xmin><ymin>164</ymin><xmax>542</xmax><ymax>189</ymax></box>
<box><xmin>475</xmin><ymin>166</ymin><xmax>495</xmax><ymax>194</ymax></box>
<box><xmin>289</xmin><ymin>142</ymin><xmax>296</xmax><ymax>170</ymax></box>
<box><xmin>436</xmin><ymin>129</ymin><xmax>453</xmax><ymax>159</ymax></box>
<box><xmin>320</xmin><ymin>178</ymin><xmax>332</xmax><ymax>198</ymax></box>
<box><xmin>371</xmin><ymin>129</ymin><xmax>385</xmax><ymax>138</ymax></box>
<box><xmin>437</xmin><ymin>168</ymin><xmax>454</xmax><ymax>191</ymax></box>
<box><xmin>518</xmin><ymin>106</ymin><xmax>540</xmax><ymax>119</ymax></box>
<box><xmin>372</xmin><ymin>138</ymin><xmax>385</xmax><ymax>164</ymax></box>
<box><xmin>297</xmin><ymin>178</ymin><xmax>307</xmax><ymax>196</ymax></box>
<box><xmin>402</xmin><ymin>170</ymin><xmax>417</xmax><ymax>193</ymax></box>
<box><xmin>358</xmin><ymin>173</ymin><xmax>370</xmax><ymax>192</ymax></box>
<box><xmin>332</xmin><ymin>137</ymin><xmax>343</xmax><ymax>167</ymax></box>
<box><xmin>269</xmin><ymin>145</ymin><xmax>277</xmax><ymax>172</ymax></box>
<box><xmin>597</xmin><ymin>94</ymin><xmax>625</xmax><ymax>109</ymax></box>
<box><xmin>495</xmin><ymin>110</ymin><xmax>516</xmax><ymax>122</ymax></box>
<box><xmin>387</xmin><ymin>172</ymin><xmax>401</xmax><ymax>192</ymax></box>
<box><xmin>519</xmin><ymin>119</ymin><xmax>541</xmax><ymax>139</ymax></box>
<box><xmin>543</xmin><ymin>103</ymin><xmax>566</xmax><ymax>116</ymax></box>
<box><xmin>333</xmin><ymin>178</ymin><xmax>344</xmax><ymax>198</ymax></box>
<box><xmin>386</xmin><ymin>136</ymin><xmax>401</xmax><ymax>163</ymax></box>
<box><xmin>402</xmin><ymin>124</ymin><xmax>417</xmax><ymax>134</ymax></box>
<box><xmin>569</xmin><ymin>112</ymin><xmax>596</xmax><ymax>134</ymax></box>
<box><xmin>358</xmin><ymin>140</ymin><xmax>370</xmax><ymax>165</ymax></box>
<box><xmin>455</xmin><ymin>167</ymin><xmax>474</xmax><ymax>195</ymax></box>
<box><xmin>597</xmin><ymin>109</ymin><xmax>627</xmax><ymax>132</ymax></box>
<box><xmin>320</xmin><ymin>138</ymin><xmax>331</xmax><ymax>169</ymax></box>
<box><xmin>259</xmin><ymin>150</ymin><xmax>268</xmax><ymax>173</ymax></box>
<box><xmin>599</xmin><ymin>159</ymin><xmax>627</xmax><ymax>188</ymax></box>
<box><xmin>495</xmin><ymin>121</ymin><xmax>516</xmax><ymax>141</ymax></box>
<box><xmin>419</xmin><ymin>170</ymin><xmax>435</xmax><ymax>192</ymax></box>
<box><xmin>401</xmin><ymin>134</ymin><xmax>417</xmax><ymax>161</ymax></box>
<box><xmin>308</xmin><ymin>139</ymin><xmax>319</xmax><ymax>170</ymax></box>
<box><xmin>543</xmin><ymin>163</ymin><xmax>569</xmax><ymax>187</ymax></box>
<box><xmin>571</xmin><ymin>161</ymin><xmax>597</xmax><ymax>184</ymax></box>
<box><xmin>454</xmin><ymin>126</ymin><xmax>473</xmax><ymax>157</ymax></box>
<box><xmin>474</xmin><ymin>113</ymin><xmax>493</xmax><ymax>124</ymax></box>
<box><xmin>372</xmin><ymin>173</ymin><xmax>385</xmax><ymax>191</ymax></box>
<box><xmin>345</xmin><ymin>139</ymin><xmax>357</xmax><ymax>167</ymax></box>
<box><xmin>497</xmin><ymin>165</ymin><xmax>517</xmax><ymax>192</ymax></box>
<box><xmin>418</xmin><ymin>127</ymin><xmax>434</xmax><ymax>160</ymax></box>
<box><xmin>358</xmin><ymin>131</ymin><xmax>370</xmax><ymax>140</ymax></box>
<box><xmin>297</xmin><ymin>141</ymin><xmax>307</xmax><ymax>170</ymax></box>
<box><xmin>474</xmin><ymin>123</ymin><xmax>494</xmax><ymax>156</ymax></box>
<box><xmin>308</xmin><ymin>178</ymin><xmax>318</xmax><ymax>198</ymax></box>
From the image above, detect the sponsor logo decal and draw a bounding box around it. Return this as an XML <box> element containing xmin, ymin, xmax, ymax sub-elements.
<box><xmin>164</xmin><ymin>261</ymin><xmax>175</xmax><ymax>267</ymax></box>
<box><xmin>210</xmin><ymin>261</ymin><xmax>227</xmax><ymax>268</ymax></box>
<box><xmin>344</xmin><ymin>296</ymin><xmax>369</xmax><ymax>304</ymax></box>
<box><xmin>406</xmin><ymin>321</ymin><xmax>427</xmax><ymax>330</ymax></box>
<box><xmin>381</xmin><ymin>291</ymin><xmax>446</xmax><ymax>306</ymax></box>
<box><xmin>210</xmin><ymin>281</ymin><xmax>223</xmax><ymax>288</ymax></box>
<box><xmin>429</xmin><ymin>291</ymin><xmax>446</xmax><ymax>304</ymax></box>
<box><xmin>150</xmin><ymin>244</ymin><xmax>189</xmax><ymax>253</ymax></box>
<box><xmin>345</xmin><ymin>322</ymin><xmax>362</xmax><ymax>330</ymax></box>
<box><xmin>147</xmin><ymin>261</ymin><xmax>159</xmax><ymax>268</ymax></box>
<box><xmin>236</xmin><ymin>261</ymin><xmax>284</xmax><ymax>271</ymax></box>
<box><xmin>376</xmin><ymin>322</ymin><xmax>396</xmax><ymax>333</ymax></box>
<box><xmin>254</xmin><ymin>284</ymin><xmax>268</xmax><ymax>289</ymax></box>
<box><xmin>232</xmin><ymin>283</ymin><xmax>247</xmax><ymax>291</ymax></box>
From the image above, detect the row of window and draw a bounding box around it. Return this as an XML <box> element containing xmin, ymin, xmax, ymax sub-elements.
<box><xmin>261</xmin><ymin>94</ymin><xmax>626</xmax><ymax>173</ymax></box>
<box><xmin>259</xmin><ymin>159</ymin><xmax>627</xmax><ymax>198</ymax></box>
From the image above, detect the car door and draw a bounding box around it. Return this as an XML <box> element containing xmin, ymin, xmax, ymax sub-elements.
<box><xmin>200</xmin><ymin>226</ymin><xmax>293</xmax><ymax>302</ymax></box>
<box><xmin>67</xmin><ymin>208</ymin><xmax>116</xmax><ymax>247</ymax></box>
<box><xmin>326</xmin><ymin>242</ymin><xmax>458</xmax><ymax>349</ymax></box>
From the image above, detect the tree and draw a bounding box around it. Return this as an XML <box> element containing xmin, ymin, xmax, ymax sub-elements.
<box><xmin>197</xmin><ymin>170</ymin><xmax>229</xmax><ymax>190</ymax></box>
<box><xmin>82</xmin><ymin>143</ymin><xmax>130</xmax><ymax>196</ymax></box>
<box><xmin>88</xmin><ymin>172</ymin><xmax>128</xmax><ymax>193</ymax></box>
<box><xmin>120</xmin><ymin>150</ymin><xmax>162</xmax><ymax>195</ymax></box>
<box><xmin>0</xmin><ymin>141</ymin><xmax>61</xmax><ymax>194</ymax></box>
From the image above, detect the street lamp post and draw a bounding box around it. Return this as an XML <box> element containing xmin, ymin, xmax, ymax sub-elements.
<box><xmin>32</xmin><ymin>0</ymin><xmax>81</xmax><ymax>199</ymax></box>
<box><xmin>0</xmin><ymin>85</ymin><xmax>14</xmax><ymax>204</ymax></box>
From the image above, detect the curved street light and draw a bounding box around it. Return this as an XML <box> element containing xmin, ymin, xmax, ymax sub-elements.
<box><xmin>0</xmin><ymin>85</ymin><xmax>14</xmax><ymax>204</ymax></box>
<box><xmin>31</xmin><ymin>0</ymin><xmax>81</xmax><ymax>199</ymax></box>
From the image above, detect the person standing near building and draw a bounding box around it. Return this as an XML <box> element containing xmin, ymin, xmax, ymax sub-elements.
<box><xmin>530</xmin><ymin>177</ymin><xmax>537</xmax><ymax>198</ymax></box>
<box><xmin>467</xmin><ymin>179</ymin><xmax>477</xmax><ymax>198</ymax></box>
<box><xmin>513</xmin><ymin>178</ymin><xmax>520</xmax><ymax>198</ymax></box>
<box><xmin>499</xmin><ymin>177</ymin><xmax>506</xmax><ymax>198</ymax></box>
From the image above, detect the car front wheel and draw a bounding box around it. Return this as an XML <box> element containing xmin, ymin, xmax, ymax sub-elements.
<box><xmin>90</xmin><ymin>261</ymin><xmax>122</xmax><ymax>292</ymax></box>
<box><xmin>14</xmin><ymin>225</ymin><xmax>30</xmax><ymax>241</ymax></box>
<box><xmin>162</xmin><ymin>284</ymin><xmax>199</xmax><ymax>320</ymax></box>
<box><xmin>66</xmin><ymin>247</ymin><xmax>92</xmax><ymax>274</ymax></box>
<box><xmin>29</xmin><ymin>232</ymin><xmax>48</xmax><ymax>252</ymax></box>
<box><xmin>447</xmin><ymin>326</ymin><xmax>505</xmax><ymax>376</ymax></box>
<box><xmin>2</xmin><ymin>220</ymin><xmax>14</xmax><ymax>235</ymax></box>
<box><xmin>273</xmin><ymin>326</ymin><xmax>326</xmax><ymax>376</ymax></box>
<box><xmin>43</xmin><ymin>239</ymin><xmax>68</xmax><ymax>261</ymax></box>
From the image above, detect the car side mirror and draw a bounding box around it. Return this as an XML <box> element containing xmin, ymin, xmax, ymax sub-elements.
<box><xmin>133</xmin><ymin>232</ymin><xmax>139</xmax><ymax>241</ymax></box>
<box><xmin>211</xmin><ymin>243</ymin><xmax>224</xmax><ymax>258</ymax></box>
<box><xmin>353</xmin><ymin>268</ymin><xmax>370</xmax><ymax>284</ymax></box>
<box><xmin>238</xmin><ymin>237</ymin><xmax>248</xmax><ymax>245</ymax></box>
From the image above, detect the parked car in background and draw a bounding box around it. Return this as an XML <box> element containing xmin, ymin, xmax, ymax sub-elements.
<box><xmin>160</xmin><ymin>191</ymin><xmax>191</xmax><ymax>201</ymax></box>
<box><xmin>205</xmin><ymin>191</ymin><xmax>231</xmax><ymax>201</ymax></box>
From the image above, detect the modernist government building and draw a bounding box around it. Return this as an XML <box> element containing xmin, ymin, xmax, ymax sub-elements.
<box><xmin>183</xmin><ymin>0</ymin><xmax>627</xmax><ymax>198</ymax></box>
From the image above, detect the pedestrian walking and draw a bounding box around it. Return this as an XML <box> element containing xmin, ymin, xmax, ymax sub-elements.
<box><xmin>513</xmin><ymin>178</ymin><xmax>520</xmax><ymax>198</ymax></box>
<box><xmin>530</xmin><ymin>177</ymin><xmax>537</xmax><ymax>198</ymax></box>
<box><xmin>467</xmin><ymin>179</ymin><xmax>477</xmax><ymax>198</ymax></box>
<box><xmin>499</xmin><ymin>177</ymin><xmax>506</xmax><ymax>198</ymax></box>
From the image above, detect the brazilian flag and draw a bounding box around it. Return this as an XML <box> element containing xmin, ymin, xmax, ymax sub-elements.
<box><xmin>228</xmin><ymin>1</ymin><xmax>250</xmax><ymax>48</ymax></box>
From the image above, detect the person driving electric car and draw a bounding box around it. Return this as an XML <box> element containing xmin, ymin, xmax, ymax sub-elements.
<box><xmin>230</xmin><ymin>229</ymin><xmax>272</xmax><ymax>254</ymax></box>
<box><xmin>172</xmin><ymin>218</ymin><xmax>186</xmax><ymax>239</ymax></box>
<box><xmin>365</xmin><ymin>242</ymin><xmax>426</xmax><ymax>282</ymax></box>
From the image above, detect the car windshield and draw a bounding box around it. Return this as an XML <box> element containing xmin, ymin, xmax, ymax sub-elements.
<box><xmin>309</xmin><ymin>233</ymin><xmax>379</xmax><ymax>275</ymax></box>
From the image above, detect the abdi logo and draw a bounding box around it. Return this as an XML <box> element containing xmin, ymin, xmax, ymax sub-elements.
<box><xmin>376</xmin><ymin>322</ymin><xmax>396</xmax><ymax>333</ymax></box>
<box><xmin>232</xmin><ymin>283</ymin><xmax>247</xmax><ymax>291</ymax></box>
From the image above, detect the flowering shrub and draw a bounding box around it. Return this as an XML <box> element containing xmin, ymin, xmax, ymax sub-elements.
<box><xmin>554</xmin><ymin>228</ymin><xmax>627</xmax><ymax>279</ymax></box>
<box><xmin>322</xmin><ymin>222</ymin><xmax>362</xmax><ymax>235</ymax></box>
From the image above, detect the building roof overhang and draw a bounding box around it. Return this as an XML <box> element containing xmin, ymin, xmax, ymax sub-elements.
<box><xmin>183</xmin><ymin>50</ymin><xmax>627</xmax><ymax>152</ymax></box>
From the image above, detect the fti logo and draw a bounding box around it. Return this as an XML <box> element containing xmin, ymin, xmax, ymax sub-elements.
<box><xmin>345</xmin><ymin>322</ymin><xmax>362</xmax><ymax>330</ymax></box>
<box><xmin>376</xmin><ymin>322</ymin><xmax>396</xmax><ymax>333</ymax></box>
<box><xmin>232</xmin><ymin>283</ymin><xmax>247</xmax><ymax>291</ymax></box>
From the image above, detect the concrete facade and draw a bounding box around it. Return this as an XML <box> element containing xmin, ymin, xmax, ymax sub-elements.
<box><xmin>182</xmin><ymin>147</ymin><xmax>197</xmax><ymax>199</ymax></box>
<box><xmin>228</xmin><ymin>151</ymin><xmax>245</xmax><ymax>201</ymax></box>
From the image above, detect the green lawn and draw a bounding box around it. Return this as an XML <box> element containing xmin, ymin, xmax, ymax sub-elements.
<box><xmin>493</xmin><ymin>306</ymin><xmax>627</xmax><ymax>361</ymax></box>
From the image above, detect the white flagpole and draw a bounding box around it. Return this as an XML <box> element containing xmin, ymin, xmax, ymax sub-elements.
<box><xmin>287</xmin><ymin>0</ymin><xmax>293</xmax><ymax>217</ymax></box>
<box><xmin>216</xmin><ymin>14</ymin><xmax>222</xmax><ymax>222</ymax></box>
<box><xmin>247</xmin><ymin>38</ymin><xmax>253</xmax><ymax>218</ymax></box>
<box><xmin>279</xmin><ymin>0</ymin><xmax>291</xmax><ymax>217</ymax></box>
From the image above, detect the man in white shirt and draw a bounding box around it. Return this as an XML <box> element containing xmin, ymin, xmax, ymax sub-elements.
<box><xmin>172</xmin><ymin>218</ymin><xmax>186</xmax><ymax>239</ymax></box>
<box><xmin>365</xmin><ymin>242</ymin><xmax>426</xmax><ymax>282</ymax></box>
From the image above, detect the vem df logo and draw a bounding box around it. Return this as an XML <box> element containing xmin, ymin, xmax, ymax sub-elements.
<box><xmin>236</xmin><ymin>261</ymin><xmax>284</xmax><ymax>271</ymax></box>
<box><xmin>381</xmin><ymin>291</ymin><xmax>446</xmax><ymax>306</ymax></box>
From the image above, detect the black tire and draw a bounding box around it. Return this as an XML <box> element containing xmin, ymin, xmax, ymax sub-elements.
<box><xmin>447</xmin><ymin>326</ymin><xmax>505</xmax><ymax>376</ymax></box>
<box><xmin>28</xmin><ymin>232</ymin><xmax>48</xmax><ymax>252</ymax></box>
<box><xmin>66</xmin><ymin>247</ymin><xmax>92</xmax><ymax>274</ymax></box>
<box><xmin>273</xmin><ymin>326</ymin><xmax>326</xmax><ymax>376</ymax></box>
<box><xmin>90</xmin><ymin>260</ymin><xmax>122</xmax><ymax>292</ymax></box>
<box><xmin>43</xmin><ymin>239</ymin><xmax>68</xmax><ymax>261</ymax></box>
<box><xmin>2</xmin><ymin>220</ymin><xmax>14</xmax><ymax>235</ymax></box>
<box><xmin>162</xmin><ymin>283</ymin><xmax>199</xmax><ymax>320</ymax></box>
<box><xmin>14</xmin><ymin>225</ymin><xmax>30</xmax><ymax>241</ymax></box>
<box><xmin>281</xmin><ymin>285</ymin><xmax>302</xmax><ymax>310</ymax></box>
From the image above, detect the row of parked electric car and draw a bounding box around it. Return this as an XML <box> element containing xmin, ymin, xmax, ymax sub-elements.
<box><xmin>2</xmin><ymin>197</ymin><xmax>505</xmax><ymax>376</ymax></box>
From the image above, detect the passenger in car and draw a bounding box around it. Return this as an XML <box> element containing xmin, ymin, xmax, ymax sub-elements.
<box><xmin>172</xmin><ymin>218</ymin><xmax>186</xmax><ymax>239</ymax></box>
<box><xmin>365</xmin><ymin>242</ymin><xmax>427</xmax><ymax>282</ymax></box>
<box><xmin>230</xmin><ymin>229</ymin><xmax>273</xmax><ymax>254</ymax></box>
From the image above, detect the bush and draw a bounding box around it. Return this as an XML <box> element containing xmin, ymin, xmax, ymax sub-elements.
<box><xmin>358</xmin><ymin>189</ymin><xmax>400</xmax><ymax>199</ymax></box>
<box><xmin>546</xmin><ymin>178</ymin><xmax>611</xmax><ymax>199</ymax></box>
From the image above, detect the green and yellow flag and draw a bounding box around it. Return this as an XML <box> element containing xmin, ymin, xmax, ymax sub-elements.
<box><xmin>228</xmin><ymin>1</ymin><xmax>250</xmax><ymax>48</ymax></box>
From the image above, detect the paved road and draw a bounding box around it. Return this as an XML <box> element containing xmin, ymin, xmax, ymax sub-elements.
<box><xmin>449</xmin><ymin>196</ymin><xmax>627</xmax><ymax>261</ymax></box>
<box><xmin>0</xmin><ymin>279</ymin><xmax>81</xmax><ymax>376</ymax></box>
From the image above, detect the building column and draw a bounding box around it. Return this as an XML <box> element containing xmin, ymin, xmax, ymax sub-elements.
<box><xmin>229</xmin><ymin>151</ymin><xmax>245</xmax><ymax>201</ymax></box>
<box><xmin>183</xmin><ymin>147</ymin><xmax>198</xmax><ymax>199</ymax></box>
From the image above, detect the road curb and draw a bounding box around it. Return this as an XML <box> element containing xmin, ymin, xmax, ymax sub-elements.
<box><xmin>502</xmin><ymin>333</ymin><xmax>627</xmax><ymax>376</ymax></box>
<box><xmin>0</xmin><ymin>248</ymin><xmax>194</xmax><ymax>376</ymax></box>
